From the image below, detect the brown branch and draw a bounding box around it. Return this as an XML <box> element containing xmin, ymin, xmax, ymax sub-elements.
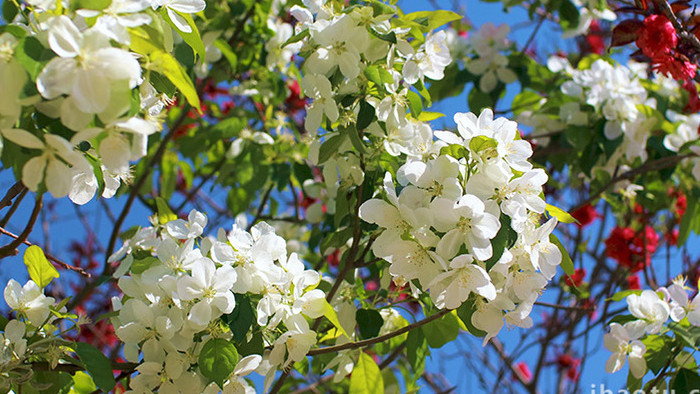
<box><xmin>489</xmin><ymin>338</ymin><xmax>538</xmax><ymax>393</ymax></box>
<box><xmin>0</xmin><ymin>182</ymin><xmax>27</xmax><ymax>210</ymax></box>
<box><xmin>0</xmin><ymin>195</ymin><xmax>42</xmax><ymax>258</ymax></box>
<box><xmin>534</xmin><ymin>301</ymin><xmax>595</xmax><ymax>312</ymax></box>
<box><xmin>31</xmin><ymin>361</ymin><xmax>138</xmax><ymax>373</ymax></box>
<box><xmin>308</xmin><ymin>309</ymin><xmax>451</xmax><ymax>356</ymax></box>
<box><xmin>0</xmin><ymin>226</ymin><xmax>90</xmax><ymax>277</ymax></box>
<box><xmin>571</xmin><ymin>153</ymin><xmax>693</xmax><ymax>212</ymax></box>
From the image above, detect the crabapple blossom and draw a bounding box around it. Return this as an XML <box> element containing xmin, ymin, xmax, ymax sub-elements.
<box><xmin>37</xmin><ymin>16</ymin><xmax>141</xmax><ymax>115</ymax></box>
<box><xmin>604</xmin><ymin>323</ymin><xmax>647</xmax><ymax>378</ymax></box>
<box><xmin>4</xmin><ymin>280</ymin><xmax>55</xmax><ymax>327</ymax></box>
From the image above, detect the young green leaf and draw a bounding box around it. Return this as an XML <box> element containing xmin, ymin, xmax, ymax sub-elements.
<box><xmin>545</xmin><ymin>203</ymin><xmax>578</xmax><ymax>224</ymax></box>
<box><xmin>323</xmin><ymin>300</ymin><xmax>351</xmax><ymax>339</ymax></box>
<box><xmin>349</xmin><ymin>352</ymin><xmax>384</xmax><ymax>394</ymax></box>
<box><xmin>24</xmin><ymin>245</ymin><xmax>59</xmax><ymax>289</ymax></box>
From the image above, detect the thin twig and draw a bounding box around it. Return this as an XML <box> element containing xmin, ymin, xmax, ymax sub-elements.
<box><xmin>308</xmin><ymin>309</ymin><xmax>451</xmax><ymax>356</ymax></box>
<box><xmin>0</xmin><ymin>195</ymin><xmax>42</xmax><ymax>258</ymax></box>
<box><xmin>0</xmin><ymin>226</ymin><xmax>90</xmax><ymax>277</ymax></box>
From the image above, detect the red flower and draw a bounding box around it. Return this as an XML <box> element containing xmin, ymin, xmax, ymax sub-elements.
<box><xmin>665</xmin><ymin>228</ymin><xmax>679</xmax><ymax>246</ymax></box>
<box><xmin>605</xmin><ymin>226</ymin><xmax>636</xmax><ymax>267</ymax></box>
<box><xmin>571</xmin><ymin>204</ymin><xmax>598</xmax><ymax>228</ymax></box>
<box><xmin>652</xmin><ymin>54</ymin><xmax>697</xmax><ymax>80</ymax></box>
<box><xmin>515</xmin><ymin>362</ymin><xmax>532</xmax><ymax>383</ymax></box>
<box><xmin>365</xmin><ymin>280</ymin><xmax>378</xmax><ymax>291</ymax></box>
<box><xmin>326</xmin><ymin>249</ymin><xmax>340</xmax><ymax>268</ymax></box>
<box><xmin>636</xmin><ymin>15</ymin><xmax>677</xmax><ymax>59</ymax></box>
<box><xmin>627</xmin><ymin>274</ymin><xmax>641</xmax><ymax>290</ymax></box>
<box><xmin>682</xmin><ymin>80</ymin><xmax>700</xmax><ymax>113</ymax></box>
<box><xmin>586</xmin><ymin>20</ymin><xmax>605</xmax><ymax>55</ymax></box>
<box><xmin>556</xmin><ymin>354</ymin><xmax>581</xmax><ymax>382</ymax></box>
<box><xmin>565</xmin><ymin>268</ymin><xmax>586</xmax><ymax>288</ymax></box>
<box><xmin>675</xmin><ymin>192</ymin><xmax>687</xmax><ymax>218</ymax></box>
<box><xmin>605</xmin><ymin>226</ymin><xmax>658</xmax><ymax>272</ymax></box>
<box><xmin>285</xmin><ymin>81</ymin><xmax>307</xmax><ymax>113</ymax></box>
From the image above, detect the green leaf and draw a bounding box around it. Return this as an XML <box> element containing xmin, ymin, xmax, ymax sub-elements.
<box><xmin>678</xmin><ymin>196</ymin><xmax>696</xmax><ymax>246</ymax></box>
<box><xmin>559</xmin><ymin>0</ymin><xmax>580</xmax><ymax>30</ymax></box>
<box><xmin>32</xmin><ymin>371</ymin><xmax>72</xmax><ymax>394</ymax></box>
<box><xmin>364</xmin><ymin>65</ymin><xmax>382</xmax><ymax>88</ymax></box>
<box><xmin>356</xmin><ymin>309</ymin><xmax>384</xmax><ymax>340</ymax></box>
<box><xmin>160</xmin><ymin>9</ymin><xmax>205</xmax><ymax>60</ymax></box>
<box><xmin>468</xmin><ymin>88</ymin><xmax>493</xmax><ymax>114</ymax></box>
<box><xmin>456</xmin><ymin>296</ymin><xmax>487</xmax><ymax>337</ymax></box>
<box><xmin>198</xmin><ymin>338</ymin><xmax>239</xmax><ymax>388</ymax></box>
<box><xmin>318</xmin><ymin>134</ymin><xmax>346</xmax><ymax>164</ymax></box>
<box><xmin>627</xmin><ymin>371</ymin><xmax>642</xmax><ymax>393</ymax></box>
<box><xmin>349</xmin><ymin>352</ymin><xmax>384</xmax><ymax>394</ymax></box>
<box><xmin>484</xmin><ymin>214</ymin><xmax>518</xmax><ymax>271</ymax></box>
<box><xmin>403</xmin><ymin>10</ymin><xmax>462</xmax><ymax>30</ymax></box>
<box><xmin>406</xmin><ymin>328</ymin><xmax>428</xmax><ymax>375</ymax></box>
<box><xmin>510</xmin><ymin>91</ymin><xmax>543</xmax><ymax>115</ymax></box>
<box><xmin>545</xmin><ymin>203</ymin><xmax>578</xmax><ymax>224</ymax></box>
<box><xmin>75</xmin><ymin>343</ymin><xmax>116</xmax><ymax>393</ymax></box>
<box><xmin>14</xmin><ymin>36</ymin><xmax>53</xmax><ymax>80</ymax></box>
<box><xmin>344</xmin><ymin>124</ymin><xmax>366</xmax><ymax>154</ymax></box>
<box><xmin>549</xmin><ymin>234</ymin><xmax>574</xmax><ymax>276</ymax></box>
<box><xmin>673</xmin><ymin>368</ymin><xmax>700</xmax><ymax>393</ymax></box>
<box><xmin>236</xmin><ymin>330</ymin><xmax>264</xmax><ymax>357</ymax></box>
<box><xmin>74</xmin><ymin>0</ymin><xmax>111</xmax><ymax>10</ymax></box>
<box><xmin>130</xmin><ymin>255</ymin><xmax>159</xmax><ymax>274</ymax></box>
<box><xmin>323</xmin><ymin>300</ymin><xmax>350</xmax><ymax>339</ymax></box>
<box><xmin>70</xmin><ymin>371</ymin><xmax>97</xmax><ymax>394</ymax></box>
<box><xmin>213</xmin><ymin>39</ymin><xmax>237</xmax><ymax>70</ymax></box>
<box><xmin>282</xmin><ymin>28</ymin><xmax>309</xmax><ymax>47</ymax></box>
<box><xmin>670</xmin><ymin>323</ymin><xmax>700</xmax><ymax>350</ymax></box>
<box><xmin>155</xmin><ymin>197</ymin><xmax>177</xmax><ymax>224</ymax></box>
<box><xmin>224</xmin><ymin>294</ymin><xmax>255</xmax><ymax>343</ymax></box>
<box><xmin>469</xmin><ymin>135</ymin><xmax>498</xmax><ymax>154</ymax></box>
<box><xmin>2</xmin><ymin>0</ymin><xmax>18</xmax><ymax>22</ymax></box>
<box><xmin>423</xmin><ymin>311</ymin><xmax>460</xmax><ymax>348</ymax></box>
<box><xmin>440</xmin><ymin>143</ymin><xmax>468</xmax><ymax>160</ymax></box>
<box><xmin>643</xmin><ymin>335</ymin><xmax>674</xmax><ymax>374</ymax></box>
<box><xmin>24</xmin><ymin>245</ymin><xmax>59</xmax><ymax>289</ymax></box>
<box><xmin>357</xmin><ymin>100</ymin><xmax>375</xmax><ymax>131</ymax></box>
<box><xmin>151</xmin><ymin>50</ymin><xmax>201</xmax><ymax>112</ymax></box>
<box><xmin>407</xmin><ymin>90</ymin><xmax>422</xmax><ymax>116</ymax></box>
<box><xmin>416</xmin><ymin>111</ymin><xmax>444</xmax><ymax>121</ymax></box>
<box><xmin>369</xmin><ymin>28</ymin><xmax>397</xmax><ymax>44</ymax></box>
<box><xmin>609</xmin><ymin>289</ymin><xmax>642</xmax><ymax>302</ymax></box>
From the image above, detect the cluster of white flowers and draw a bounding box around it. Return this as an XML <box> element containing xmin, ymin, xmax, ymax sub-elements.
<box><xmin>605</xmin><ymin>278</ymin><xmax>700</xmax><ymax>379</ymax></box>
<box><xmin>360</xmin><ymin>108</ymin><xmax>563</xmax><ymax>344</ymax></box>
<box><xmin>558</xmin><ymin>59</ymin><xmax>655</xmax><ymax>163</ymax></box>
<box><xmin>1</xmin><ymin>279</ymin><xmax>70</xmax><ymax>390</ymax></box>
<box><xmin>465</xmin><ymin>23</ymin><xmax>517</xmax><ymax>93</ymax></box>
<box><xmin>269</xmin><ymin>0</ymin><xmax>454</xmax><ymax>226</ymax></box>
<box><xmin>110</xmin><ymin>210</ymin><xmax>327</xmax><ymax>393</ymax></box>
<box><xmin>0</xmin><ymin>0</ymin><xmax>203</xmax><ymax>204</ymax></box>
